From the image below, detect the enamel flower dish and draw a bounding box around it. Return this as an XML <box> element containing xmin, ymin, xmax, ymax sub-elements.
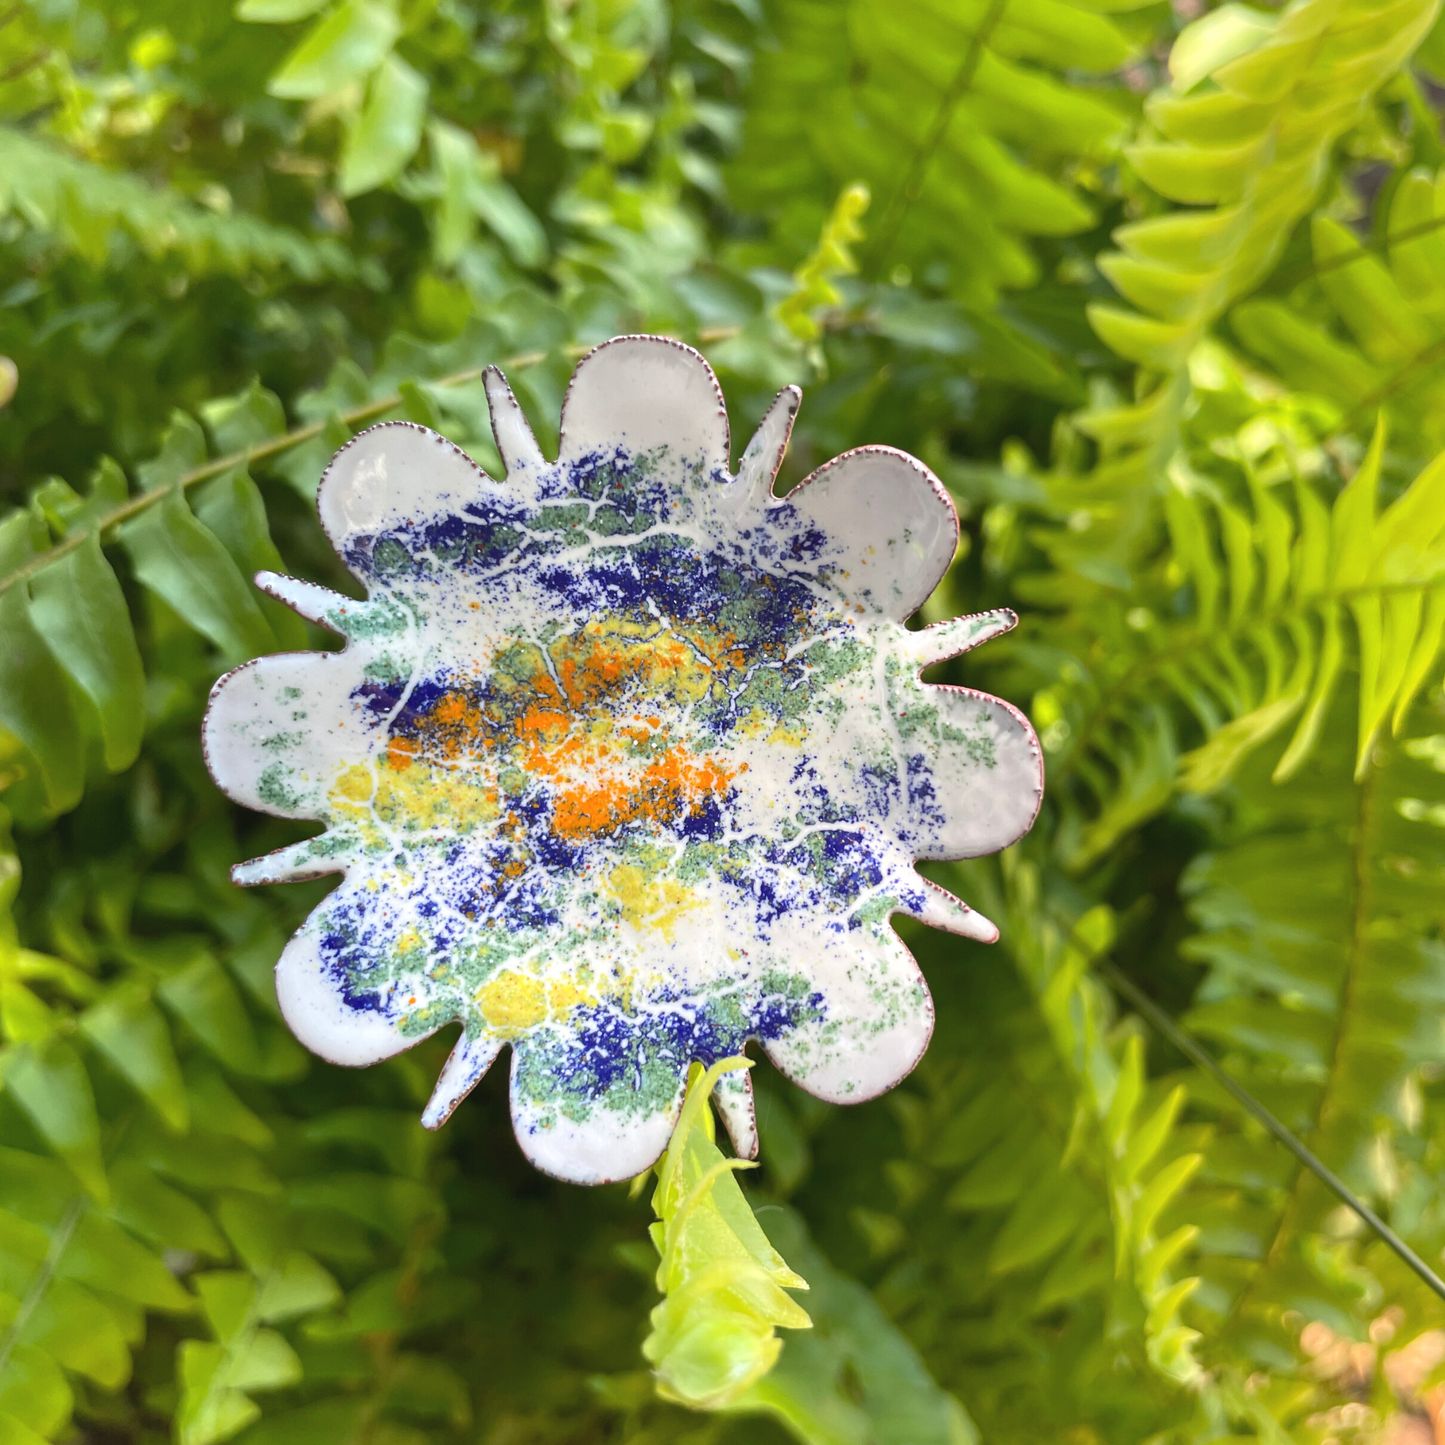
<box><xmin>203</xmin><ymin>336</ymin><xmax>1042</xmax><ymax>1184</ymax></box>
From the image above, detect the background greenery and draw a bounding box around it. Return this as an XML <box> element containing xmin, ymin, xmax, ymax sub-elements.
<box><xmin>5</xmin><ymin>0</ymin><xmax>1445</xmax><ymax>1439</ymax></box>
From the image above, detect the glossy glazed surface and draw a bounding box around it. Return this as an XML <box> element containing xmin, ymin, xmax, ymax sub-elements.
<box><xmin>203</xmin><ymin>336</ymin><xmax>1042</xmax><ymax>1183</ymax></box>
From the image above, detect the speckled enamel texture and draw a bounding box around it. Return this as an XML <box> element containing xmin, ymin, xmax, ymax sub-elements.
<box><xmin>202</xmin><ymin>336</ymin><xmax>1043</xmax><ymax>1184</ymax></box>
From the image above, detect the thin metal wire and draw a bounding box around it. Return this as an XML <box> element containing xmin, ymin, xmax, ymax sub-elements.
<box><xmin>1269</xmin><ymin>210</ymin><xmax>1445</xmax><ymax>291</ymax></box>
<box><xmin>1097</xmin><ymin>959</ymin><xmax>1445</xmax><ymax>1303</ymax></box>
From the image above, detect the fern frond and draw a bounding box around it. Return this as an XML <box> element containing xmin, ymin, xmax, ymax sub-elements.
<box><xmin>726</xmin><ymin>1205</ymin><xmax>979</xmax><ymax>1444</ymax></box>
<box><xmin>777</xmin><ymin>182</ymin><xmax>870</xmax><ymax>342</ymax></box>
<box><xmin>1015</xmin><ymin>364</ymin><xmax>1445</xmax><ymax>873</ymax></box>
<box><xmin>1235</xmin><ymin>174</ymin><xmax>1445</xmax><ymax>457</ymax></box>
<box><xmin>1047</xmin><ymin>0</ymin><xmax>1439</xmax><ymax>601</ymax></box>
<box><xmin>643</xmin><ymin>1059</ymin><xmax>811</xmax><ymax>1410</ymax></box>
<box><xmin>1088</xmin><ymin>411</ymin><xmax>1445</xmax><ymax>799</ymax></box>
<box><xmin>0</xmin><ymin>778</ymin><xmax>461</xmax><ymax>1444</ymax></box>
<box><xmin>822</xmin><ymin>887</ymin><xmax>1209</xmax><ymax>1433</ymax></box>
<box><xmin>993</xmin><ymin>862</ymin><xmax>1206</xmax><ymax>1386</ymax></box>
<box><xmin>1167</xmin><ymin>705</ymin><xmax>1445</xmax><ymax>1393</ymax></box>
<box><xmin>730</xmin><ymin>0</ymin><xmax>1137</xmax><ymax>304</ymax></box>
<box><xmin>1095</xmin><ymin>0</ymin><xmax>1437</xmax><ymax>371</ymax></box>
<box><xmin>0</xmin><ymin>128</ymin><xmax>355</xmax><ymax>280</ymax></box>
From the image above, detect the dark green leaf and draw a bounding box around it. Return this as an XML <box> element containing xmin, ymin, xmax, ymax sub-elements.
<box><xmin>120</xmin><ymin>489</ymin><xmax>275</xmax><ymax>662</ymax></box>
<box><xmin>28</xmin><ymin>531</ymin><xmax>146</xmax><ymax>773</ymax></box>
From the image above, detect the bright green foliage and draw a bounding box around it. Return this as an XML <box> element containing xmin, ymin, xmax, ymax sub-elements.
<box><xmin>1095</xmin><ymin>0</ymin><xmax>1438</xmax><ymax>371</ymax></box>
<box><xmin>5</xmin><ymin>0</ymin><xmax>1445</xmax><ymax>1440</ymax></box>
<box><xmin>643</xmin><ymin>1060</ymin><xmax>810</xmax><ymax>1409</ymax></box>
<box><xmin>0</xmin><ymin>127</ymin><xmax>357</xmax><ymax>281</ymax></box>
<box><xmin>730</xmin><ymin>0</ymin><xmax>1143</xmax><ymax>304</ymax></box>
<box><xmin>776</xmin><ymin>184</ymin><xmax>871</xmax><ymax>343</ymax></box>
<box><xmin>727</xmin><ymin>1208</ymin><xmax>981</xmax><ymax>1445</ymax></box>
<box><xmin>1173</xmin><ymin>711</ymin><xmax>1445</xmax><ymax>1412</ymax></box>
<box><xmin>1235</xmin><ymin>181</ymin><xmax>1445</xmax><ymax>453</ymax></box>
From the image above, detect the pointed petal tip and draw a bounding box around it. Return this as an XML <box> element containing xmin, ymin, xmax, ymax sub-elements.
<box><xmin>479</xmin><ymin>364</ymin><xmax>508</xmax><ymax>404</ymax></box>
<box><xmin>766</xmin><ymin>382</ymin><xmax>802</xmax><ymax>421</ymax></box>
<box><xmin>422</xmin><ymin>1033</ymin><xmax>502</xmax><ymax>1129</ymax></box>
<box><xmin>253</xmin><ymin>571</ymin><xmax>355</xmax><ymax>631</ymax></box>
<box><xmin>483</xmin><ymin>366</ymin><xmax>546</xmax><ymax>476</ymax></box>
<box><xmin>711</xmin><ymin>1066</ymin><xmax>759</xmax><ymax>1160</ymax></box>
<box><xmin>910</xmin><ymin>879</ymin><xmax>999</xmax><ymax>943</ymax></box>
<box><xmin>905</xmin><ymin>607</ymin><xmax>1017</xmax><ymax>669</ymax></box>
<box><xmin>230</xmin><ymin>841</ymin><xmax>341</xmax><ymax>888</ymax></box>
<box><xmin>229</xmin><ymin>862</ymin><xmax>329</xmax><ymax>887</ymax></box>
<box><xmin>739</xmin><ymin>385</ymin><xmax>802</xmax><ymax>498</ymax></box>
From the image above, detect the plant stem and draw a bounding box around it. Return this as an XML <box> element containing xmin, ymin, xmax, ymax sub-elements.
<box><xmin>0</xmin><ymin>1193</ymin><xmax>84</xmax><ymax>1377</ymax></box>
<box><xmin>0</xmin><ymin>326</ymin><xmax>741</xmax><ymax>599</ymax></box>
<box><xmin>869</xmin><ymin>0</ymin><xmax>1010</xmax><ymax>266</ymax></box>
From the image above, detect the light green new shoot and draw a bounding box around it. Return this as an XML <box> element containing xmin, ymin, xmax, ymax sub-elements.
<box><xmin>643</xmin><ymin>1059</ymin><xmax>810</xmax><ymax>1409</ymax></box>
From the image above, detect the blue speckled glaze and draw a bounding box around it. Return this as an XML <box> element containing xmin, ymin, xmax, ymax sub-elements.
<box><xmin>202</xmin><ymin>336</ymin><xmax>1042</xmax><ymax>1183</ymax></box>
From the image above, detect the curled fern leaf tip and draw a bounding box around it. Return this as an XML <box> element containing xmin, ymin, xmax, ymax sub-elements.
<box><xmin>643</xmin><ymin>1058</ymin><xmax>810</xmax><ymax>1411</ymax></box>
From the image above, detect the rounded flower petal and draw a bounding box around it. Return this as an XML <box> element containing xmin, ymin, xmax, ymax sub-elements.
<box><xmin>202</xmin><ymin>335</ymin><xmax>1043</xmax><ymax>1184</ymax></box>
<box><xmin>510</xmin><ymin>1055</ymin><xmax>685</xmax><ymax>1184</ymax></box>
<box><xmin>275</xmin><ymin>903</ymin><xmax>439</xmax><ymax>1067</ymax></box>
<box><xmin>204</xmin><ymin>651</ymin><xmax>378</xmax><ymax>820</ymax></box>
<box><xmin>558</xmin><ymin>334</ymin><xmax>730</xmax><ymax>474</ymax></box>
<box><xmin>757</xmin><ymin>928</ymin><xmax>934</xmax><ymax>1103</ymax></box>
<box><xmin>782</xmin><ymin>446</ymin><xmax>958</xmax><ymax>620</ymax></box>
<box><xmin>905</xmin><ymin>685</ymin><xmax>1044</xmax><ymax>859</ymax></box>
<box><xmin>316</xmin><ymin>420</ymin><xmax>498</xmax><ymax>574</ymax></box>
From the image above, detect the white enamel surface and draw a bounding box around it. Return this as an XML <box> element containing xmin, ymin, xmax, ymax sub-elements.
<box><xmin>483</xmin><ymin>366</ymin><xmax>544</xmax><ymax>476</ymax></box>
<box><xmin>203</xmin><ymin>652</ymin><xmax>377</xmax><ymax>820</ymax></box>
<box><xmin>903</xmin><ymin>608</ymin><xmax>1018</xmax><ymax>668</ymax></box>
<box><xmin>203</xmin><ymin>335</ymin><xmax>1043</xmax><ymax>1185</ymax></box>
<box><xmin>712</xmin><ymin>1069</ymin><xmax>759</xmax><ymax>1161</ymax></box>
<box><xmin>511</xmin><ymin>1056</ymin><xmax>686</xmax><ymax>1184</ymax></box>
<box><xmin>736</xmin><ymin>386</ymin><xmax>800</xmax><ymax>503</ymax></box>
<box><xmin>232</xmin><ymin>838</ymin><xmax>341</xmax><ymax>887</ymax></box>
<box><xmin>423</xmin><ymin>1033</ymin><xmax>504</xmax><ymax>1129</ymax></box>
<box><xmin>558</xmin><ymin>334</ymin><xmax>730</xmax><ymax>470</ymax></box>
<box><xmin>318</xmin><ymin>423</ymin><xmax>492</xmax><ymax>571</ymax></box>
<box><xmin>910</xmin><ymin>879</ymin><xmax>999</xmax><ymax>944</ymax></box>
<box><xmin>913</xmin><ymin>688</ymin><xmax>1044</xmax><ymax>859</ymax></box>
<box><xmin>254</xmin><ymin>571</ymin><xmax>354</xmax><ymax>631</ymax></box>
<box><xmin>783</xmin><ymin>447</ymin><xmax>959</xmax><ymax>620</ymax></box>
<box><xmin>275</xmin><ymin>917</ymin><xmax>422</xmax><ymax>1066</ymax></box>
<box><xmin>760</xmin><ymin>930</ymin><xmax>934</xmax><ymax>1104</ymax></box>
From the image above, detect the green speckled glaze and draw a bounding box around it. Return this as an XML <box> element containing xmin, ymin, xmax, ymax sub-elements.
<box><xmin>203</xmin><ymin>336</ymin><xmax>1042</xmax><ymax>1183</ymax></box>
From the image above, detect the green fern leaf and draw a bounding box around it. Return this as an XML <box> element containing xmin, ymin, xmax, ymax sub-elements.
<box><xmin>0</xmin><ymin>129</ymin><xmax>354</xmax><ymax>281</ymax></box>
<box><xmin>644</xmin><ymin>1059</ymin><xmax>811</xmax><ymax>1410</ymax></box>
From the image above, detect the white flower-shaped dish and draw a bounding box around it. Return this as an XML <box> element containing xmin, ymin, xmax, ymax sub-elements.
<box><xmin>203</xmin><ymin>336</ymin><xmax>1042</xmax><ymax>1184</ymax></box>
